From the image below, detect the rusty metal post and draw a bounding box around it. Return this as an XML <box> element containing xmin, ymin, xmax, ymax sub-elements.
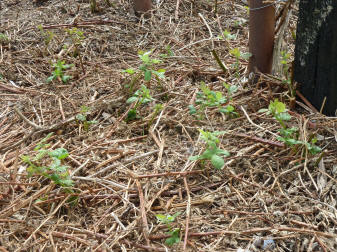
<box><xmin>133</xmin><ymin>0</ymin><xmax>152</xmax><ymax>15</ymax></box>
<box><xmin>248</xmin><ymin>0</ymin><xmax>275</xmax><ymax>74</ymax></box>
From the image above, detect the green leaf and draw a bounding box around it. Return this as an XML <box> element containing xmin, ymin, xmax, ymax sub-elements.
<box><xmin>126</xmin><ymin>96</ymin><xmax>138</xmax><ymax>104</ymax></box>
<box><xmin>153</xmin><ymin>69</ymin><xmax>165</xmax><ymax>79</ymax></box>
<box><xmin>76</xmin><ymin>114</ymin><xmax>86</xmax><ymax>121</ymax></box>
<box><xmin>215</xmin><ymin>149</ymin><xmax>230</xmax><ymax>156</ymax></box>
<box><xmin>188</xmin><ymin>105</ymin><xmax>197</xmax><ymax>115</ymax></box>
<box><xmin>241</xmin><ymin>52</ymin><xmax>252</xmax><ymax>60</ymax></box>
<box><xmin>155</xmin><ymin>214</ymin><xmax>167</xmax><ymax>222</ymax></box>
<box><xmin>227</xmin><ymin>85</ymin><xmax>238</xmax><ymax>95</ymax></box>
<box><xmin>127</xmin><ymin>109</ymin><xmax>137</xmax><ymax>121</ymax></box>
<box><xmin>49</xmin><ymin>148</ymin><xmax>69</xmax><ymax>160</ymax></box>
<box><xmin>165</xmin><ymin>228</ymin><xmax>180</xmax><ymax>246</ymax></box>
<box><xmin>123</xmin><ymin>68</ymin><xmax>135</xmax><ymax>74</ymax></box>
<box><xmin>152</xmin><ymin>59</ymin><xmax>161</xmax><ymax>64</ymax></box>
<box><xmin>144</xmin><ymin>70</ymin><xmax>152</xmax><ymax>81</ymax></box>
<box><xmin>46</xmin><ymin>75</ymin><xmax>55</xmax><ymax>83</ymax></box>
<box><xmin>276</xmin><ymin>112</ymin><xmax>291</xmax><ymax>121</ymax></box>
<box><xmin>60</xmin><ymin>178</ymin><xmax>74</xmax><ymax>187</ymax></box>
<box><xmin>189</xmin><ymin>155</ymin><xmax>200</xmax><ymax>161</ymax></box>
<box><xmin>229</xmin><ymin>48</ymin><xmax>240</xmax><ymax>58</ymax></box>
<box><xmin>61</xmin><ymin>75</ymin><xmax>72</xmax><ymax>83</ymax></box>
<box><xmin>199</xmin><ymin>148</ymin><xmax>217</xmax><ymax>160</ymax></box>
<box><xmin>211</xmin><ymin>154</ymin><xmax>225</xmax><ymax>169</ymax></box>
<box><xmin>307</xmin><ymin>144</ymin><xmax>322</xmax><ymax>155</ymax></box>
<box><xmin>258</xmin><ymin>108</ymin><xmax>269</xmax><ymax>113</ymax></box>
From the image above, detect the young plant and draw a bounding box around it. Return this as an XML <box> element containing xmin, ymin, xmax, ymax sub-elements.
<box><xmin>280</xmin><ymin>51</ymin><xmax>295</xmax><ymax>100</ymax></box>
<box><xmin>229</xmin><ymin>47</ymin><xmax>251</xmax><ymax>77</ymax></box>
<box><xmin>76</xmin><ymin>106</ymin><xmax>97</xmax><ymax>131</ymax></box>
<box><xmin>37</xmin><ymin>25</ymin><xmax>54</xmax><ymax>47</ymax></box>
<box><xmin>160</xmin><ymin>45</ymin><xmax>174</xmax><ymax>58</ymax></box>
<box><xmin>188</xmin><ymin>82</ymin><xmax>238</xmax><ymax>119</ymax></box>
<box><xmin>156</xmin><ymin>212</ymin><xmax>181</xmax><ymax>246</ymax></box>
<box><xmin>47</xmin><ymin>60</ymin><xmax>74</xmax><ymax>83</ymax></box>
<box><xmin>126</xmin><ymin>84</ymin><xmax>153</xmax><ymax>121</ymax></box>
<box><xmin>66</xmin><ymin>27</ymin><xmax>85</xmax><ymax>57</ymax></box>
<box><xmin>189</xmin><ymin>129</ymin><xmax>230</xmax><ymax>170</ymax></box>
<box><xmin>218</xmin><ymin>29</ymin><xmax>236</xmax><ymax>40</ymax></box>
<box><xmin>0</xmin><ymin>33</ymin><xmax>9</xmax><ymax>44</ymax></box>
<box><xmin>21</xmin><ymin>133</ymin><xmax>74</xmax><ymax>189</ymax></box>
<box><xmin>259</xmin><ymin>99</ymin><xmax>321</xmax><ymax>155</ymax></box>
<box><xmin>122</xmin><ymin>50</ymin><xmax>165</xmax><ymax>92</ymax></box>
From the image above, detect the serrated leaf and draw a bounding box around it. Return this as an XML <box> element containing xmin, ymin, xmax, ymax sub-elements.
<box><xmin>211</xmin><ymin>155</ymin><xmax>225</xmax><ymax>169</ymax></box>
<box><xmin>49</xmin><ymin>148</ymin><xmax>69</xmax><ymax>160</ymax></box>
<box><xmin>76</xmin><ymin>114</ymin><xmax>86</xmax><ymax>121</ymax></box>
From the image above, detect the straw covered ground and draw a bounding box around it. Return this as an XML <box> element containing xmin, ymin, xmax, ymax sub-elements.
<box><xmin>0</xmin><ymin>0</ymin><xmax>336</xmax><ymax>251</ymax></box>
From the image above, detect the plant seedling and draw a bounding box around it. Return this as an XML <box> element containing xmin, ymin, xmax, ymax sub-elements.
<box><xmin>122</xmin><ymin>50</ymin><xmax>166</xmax><ymax>92</ymax></box>
<box><xmin>160</xmin><ymin>45</ymin><xmax>174</xmax><ymax>58</ymax></box>
<box><xmin>47</xmin><ymin>60</ymin><xmax>74</xmax><ymax>83</ymax></box>
<box><xmin>229</xmin><ymin>48</ymin><xmax>251</xmax><ymax>77</ymax></box>
<box><xmin>156</xmin><ymin>212</ymin><xmax>181</xmax><ymax>246</ymax></box>
<box><xmin>188</xmin><ymin>82</ymin><xmax>238</xmax><ymax>119</ymax></box>
<box><xmin>280</xmin><ymin>51</ymin><xmax>295</xmax><ymax>99</ymax></box>
<box><xmin>37</xmin><ymin>25</ymin><xmax>54</xmax><ymax>47</ymax></box>
<box><xmin>76</xmin><ymin>106</ymin><xmax>97</xmax><ymax>131</ymax></box>
<box><xmin>0</xmin><ymin>32</ymin><xmax>9</xmax><ymax>44</ymax></box>
<box><xmin>66</xmin><ymin>28</ymin><xmax>85</xmax><ymax>57</ymax></box>
<box><xmin>259</xmin><ymin>99</ymin><xmax>321</xmax><ymax>155</ymax></box>
<box><xmin>21</xmin><ymin>133</ymin><xmax>74</xmax><ymax>189</ymax></box>
<box><xmin>126</xmin><ymin>85</ymin><xmax>153</xmax><ymax>121</ymax></box>
<box><xmin>218</xmin><ymin>29</ymin><xmax>236</xmax><ymax>40</ymax></box>
<box><xmin>190</xmin><ymin>129</ymin><xmax>230</xmax><ymax>170</ymax></box>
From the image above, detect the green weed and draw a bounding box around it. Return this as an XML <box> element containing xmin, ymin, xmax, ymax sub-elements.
<box><xmin>47</xmin><ymin>60</ymin><xmax>74</xmax><ymax>83</ymax></box>
<box><xmin>259</xmin><ymin>99</ymin><xmax>321</xmax><ymax>155</ymax></box>
<box><xmin>218</xmin><ymin>29</ymin><xmax>236</xmax><ymax>40</ymax></box>
<box><xmin>280</xmin><ymin>51</ymin><xmax>295</xmax><ymax>99</ymax></box>
<box><xmin>21</xmin><ymin>133</ymin><xmax>74</xmax><ymax>189</ymax></box>
<box><xmin>37</xmin><ymin>25</ymin><xmax>54</xmax><ymax>47</ymax></box>
<box><xmin>76</xmin><ymin>106</ymin><xmax>97</xmax><ymax>131</ymax></box>
<box><xmin>0</xmin><ymin>33</ymin><xmax>9</xmax><ymax>44</ymax></box>
<box><xmin>160</xmin><ymin>45</ymin><xmax>174</xmax><ymax>58</ymax></box>
<box><xmin>122</xmin><ymin>50</ymin><xmax>165</xmax><ymax>92</ymax></box>
<box><xmin>188</xmin><ymin>82</ymin><xmax>238</xmax><ymax>119</ymax></box>
<box><xmin>126</xmin><ymin>84</ymin><xmax>153</xmax><ymax>121</ymax></box>
<box><xmin>229</xmin><ymin>47</ymin><xmax>251</xmax><ymax>77</ymax></box>
<box><xmin>156</xmin><ymin>212</ymin><xmax>181</xmax><ymax>246</ymax></box>
<box><xmin>190</xmin><ymin>129</ymin><xmax>230</xmax><ymax>170</ymax></box>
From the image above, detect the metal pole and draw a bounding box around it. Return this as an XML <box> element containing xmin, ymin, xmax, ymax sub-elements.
<box><xmin>133</xmin><ymin>0</ymin><xmax>152</xmax><ymax>14</ymax></box>
<box><xmin>248</xmin><ymin>0</ymin><xmax>275</xmax><ymax>74</ymax></box>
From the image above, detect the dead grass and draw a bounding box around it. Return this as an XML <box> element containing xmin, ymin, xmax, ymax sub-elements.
<box><xmin>0</xmin><ymin>0</ymin><xmax>336</xmax><ymax>251</ymax></box>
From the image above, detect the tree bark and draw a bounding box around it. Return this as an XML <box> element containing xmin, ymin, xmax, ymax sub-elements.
<box><xmin>248</xmin><ymin>0</ymin><xmax>275</xmax><ymax>74</ymax></box>
<box><xmin>293</xmin><ymin>0</ymin><xmax>337</xmax><ymax>116</ymax></box>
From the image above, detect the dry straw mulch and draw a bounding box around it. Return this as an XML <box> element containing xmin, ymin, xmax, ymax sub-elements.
<box><xmin>0</xmin><ymin>0</ymin><xmax>336</xmax><ymax>251</ymax></box>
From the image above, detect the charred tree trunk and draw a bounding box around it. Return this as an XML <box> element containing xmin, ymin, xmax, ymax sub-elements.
<box><xmin>294</xmin><ymin>0</ymin><xmax>337</xmax><ymax>116</ymax></box>
<box><xmin>248</xmin><ymin>0</ymin><xmax>275</xmax><ymax>74</ymax></box>
<box><xmin>133</xmin><ymin>0</ymin><xmax>152</xmax><ymax>15</ymax></box>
